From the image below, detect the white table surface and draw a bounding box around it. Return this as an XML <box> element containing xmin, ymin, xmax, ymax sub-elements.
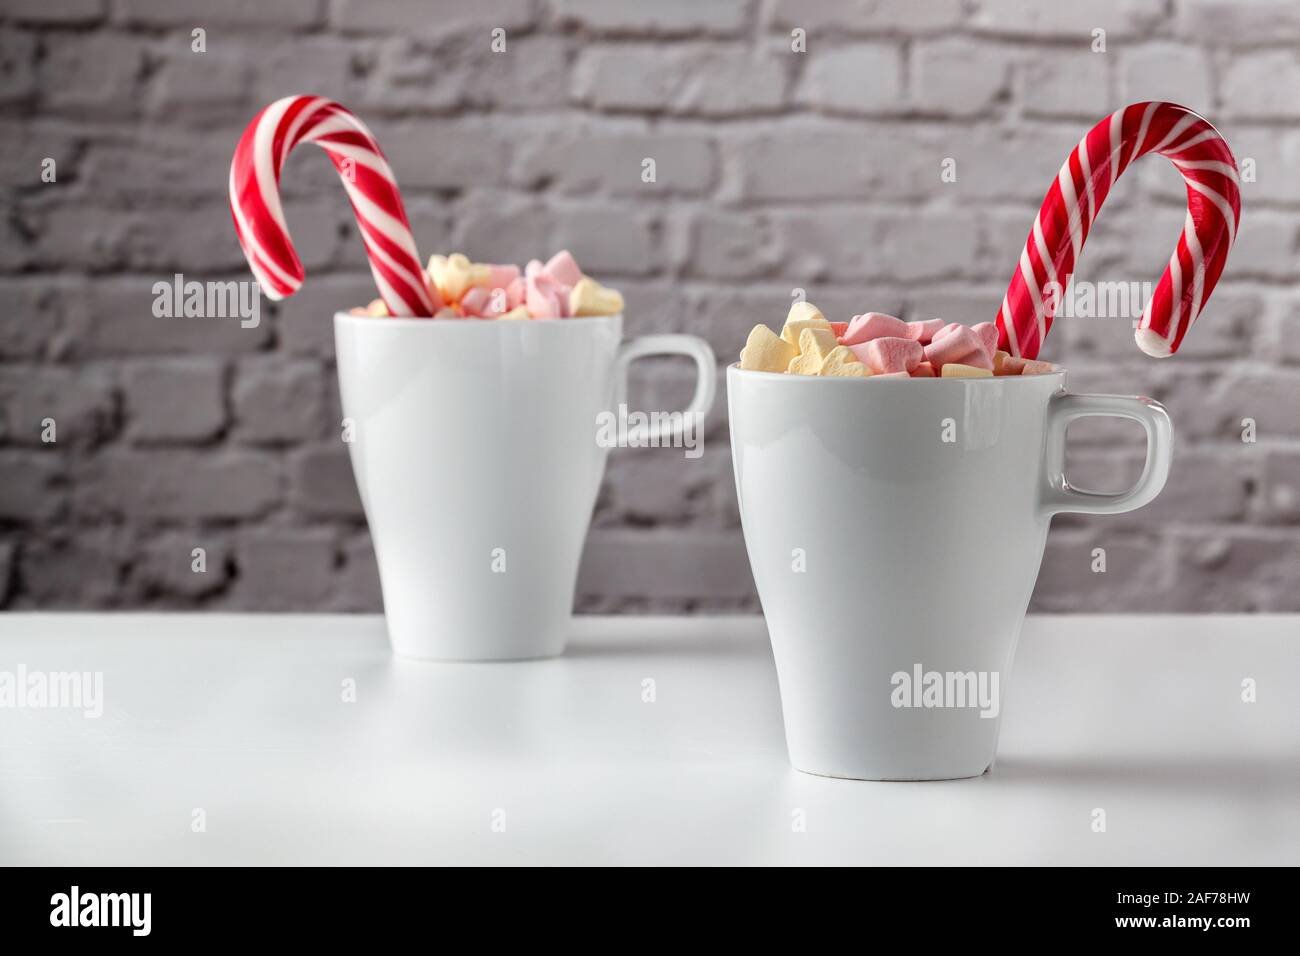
<box><xmin>1</xmin><ymin>613</ymin><xmax>1296</xmax><ymax>866</ymax></box>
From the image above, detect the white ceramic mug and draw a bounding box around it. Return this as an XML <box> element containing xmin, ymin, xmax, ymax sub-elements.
<box><xmin>727</xmin><ymin>365</ymin><xmax>1172</xmax><ymax>780</ymax></box>
<box><xmin>335</xmin><ymin>313</ymin><xmax>716</xmax><ymax>660</ymax></box>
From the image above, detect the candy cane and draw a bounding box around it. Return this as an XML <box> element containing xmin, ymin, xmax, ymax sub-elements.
<box><xmin>229</xmin><ymin>95</ymin><xmax>436</xmax><ymax>317</ymax></box>
<box><xmin>995</xmin><ymin>102</ymin><xmax>1241</xmax><ymax>359</ymax></box>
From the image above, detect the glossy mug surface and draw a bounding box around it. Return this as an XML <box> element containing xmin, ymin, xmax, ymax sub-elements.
<box><xmin>727</xmin><ymin>365</ymin><xmax>1172</xmax><ymax>780</ymax></box>
<box><xmin>335</xmin><ymin>313</ymin><xmax>716</xmax><ymax>660</ymax></box>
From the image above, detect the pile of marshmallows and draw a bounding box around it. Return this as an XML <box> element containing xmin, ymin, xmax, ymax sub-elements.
<box><xmin>351</xmin><ymin>249</ymin><xmax>624</xmax><ymax>320</ymax></box>
<box><xmin>739</xmin><ymin>303</ymin><xmax>1056</xmax><ymax>378</ymax></box>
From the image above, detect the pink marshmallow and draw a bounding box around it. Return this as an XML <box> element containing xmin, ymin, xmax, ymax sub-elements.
<box><xmin>506</xmin><ymin>276</ymin><xmax>527</xmax><ymax>310</ymax></box>
<box><xmin>904</xmin><ymin>319</ymin><xmax>946</xmax><ymax>344</ymax></box>
<box><xmin>544</xmin><ymin>249</ymin><xmax>584</xmax><ymax>288</ymax></box>
<box><xmin>840</xmin><ymin>312</ymin><xmax>909</xmax><ymax>346</ymax></box>
<box><xmin>524</xmin><ymin>259</ymin><xmax>544</xmax><ymax>279</ymax></box>
<box><xmin>872</xmin><ymin>371</ymin><xmax>912</xmax><ymax>379</ymax></box>
<box><xmin>849</xmin><ymin>336</ymin><xmax>923</xmax><ymax>375</ymax></box>
<box><xmin>487</xmin><ymin>263</ymin><xmax>521</xmax><ymax>290</ymax></box>
<box><xmin>971</xmin><ymin>322</ymin><xmax>999</xmax><ymax>358</ymax></box>
<box><xmin>460</xmin><ymin>286</ymin><xmax>490</xmax><ymax>316</ymax></box>
<box><xmin>923</xmin><ymin>326</ymin><xmax>993</xmax><ymax>370</ymax></box>
<box><xmin>933</xmin><ymin>322</ymin><xmax>966</xmax><ymax>341</ymax></box>
<box><xmin>526</xmin><ymin>274</ymin><xmax>570</xmax><ymax>318</ymax></box>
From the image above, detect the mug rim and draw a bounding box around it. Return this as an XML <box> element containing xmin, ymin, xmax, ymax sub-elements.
<box><xmin>333</xmin><ymin>311</ymin><xmax>623</xmax><ymax>329</ymax></box>
<box><xmin>727</xmin><ymin>362</ymin><xmax>1066</xmax><ymax>385</ymax></box>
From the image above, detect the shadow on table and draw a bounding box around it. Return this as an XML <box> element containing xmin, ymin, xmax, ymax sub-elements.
<box><xmin>991</xmin><ymin>753</ymin><xmax>1300</xmax><ymax>795</ymax></box>
<box><xmin>565</xmin><ymin>633</ymin><xmax>769</xmax><ymax>662</ymax></box>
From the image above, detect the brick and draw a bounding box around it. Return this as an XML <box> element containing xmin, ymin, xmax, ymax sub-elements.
<box><xmin>796</xmin><ymin>43</ymin><xmax>904</xmax><ymax>116</ymax></box>
<box><xmin>275</xmin><ymin>274</ymin><xmax>381</xmax><ymax>356</ymax></box>
<box><xmin>454</xmin><ymin>195</ymin><xmax>555</xmax><ymax>268</ymax></box>
<box><xmin>117</xmin><ymin>0</ymin><xmax>323</xmax><ymax>27</ymax></box>
<box><xmin>132</xmin><ymin>531</ymin><xmax>230</xmax><ymax>600</ymax></box>
<box><xmin>550</xmin><ymin>207</ymin><xmax>656</xmax><ymax>277</ymax></box>
<box><xmin>600</xmin><ymin>454</ymin><xmax>721</xmax><ymax>527</ymax></box>
<box><xmin>332</xmin><ymin>534</ymin><xmax>381</xmax><ymax>610</ymax></box>
<box><xmin>121</xmin><ymin>358</ymin><xmax>225</xmax><ymax>444</ymax></box>
<box><xmin>515</xmin><ymin>133</ymin><xmax>716</xmax><ymax>196</ymax></box>
<box><xmin>1020</xmin><ymin>49</ymin><xmax>1111</xmax><ymax>118</ymax></box>
<box><xmin>1166</xmin><ymin>532</ymin><xmax>1300</xmax><ymax>612</ymax></box>
<box><xmin>731</xmin><ymin>128</ymin><xmax>930</xmax><ymax>201</ymax></box>
<box><xmin>1065</xmin><ymin>289</ymin><xmax>1258</xmax><ymax>362</ymax></box>
<box><xmin>378</xmin><ymin>122</ymin><xmax>511</xmax><ymax>190</ymax></box>
<box><xmin>1030</xmin><ymin>531</ymin><xmax>1165</xmax><ymax>612</ymax></box>
<box><xmin>1186</xmin><ymin>370</ymin><xmax>1300</xmax><ymax>442</ymax></box>
<box><xmin>247</xmin><ymin>36</ymin><xmax>372</xmax><ymax>109</ymax></box>
<box><xmin>1119</xmin><ymin>44</ymin><xmax>1212</xmax><ymax>111</ymax></box>
<box><xmin>0</xmin><ymin>450</ymin><xmax>66</xmax><ymax>522</ymax></box>
<box><xmin>231</xmin><ymin>354</ymin><xmax>327</xmax><ymax>445</ymax></box>
<box><xmin>16</xmin><ymin>529</ymin><xmax>128</xmax><ymax>607</ymax></box>
<box><xmin>334</xmin><ymin>0</ymin><xmax>536</xmax><ymax>35</ymax></box>
<box><xmin>80</xmin><ymin>127</ymin><xmax>236</xmax><ymax>201</ymax></box>
<box><xmin>1130</xmin><ymin>448</ymin><xmax>1249</xmax><ymax>525</ymax></box>
<box><xmin>1222</xmin><ymin>52</ymin><xmax>1300</xmax><ymax>120</ymax></box>
<box><xmin>366</xmin><ymin>35</ymin><xmax>567</xmax><ymax>113</ymax></box>
<box><xmin>552</xmin><ymin>0</ymin><xmax>749</xmax><ymax>36</ymax></box>
<box><xmin>572</xmin><ymin>44</ymin><xmax>788</xmax><ymax>116</ymax></box>
<box><xmin>288</xmin><ymin>443</ymin><xmax>363</xmax><ymax>519</ymax></box>
<box><xmin>911</xmin><ymin>39</ymin><xmax>1011</xmax><ymax>117</ymax></box>
<box><xmin>1197</xmin><ymin>127</ymin><xmax>1300</xmax><ymax>206</ymax></box>
<box><xmin>1275</xmin><ymin>296</ymin><xmax>1300</xmax><ymax>364</ymax></box>
<box><xmin>687</xmin><ymin>212</ymin><xmax>778</xmax><ymax>279</ymax></box>
<box><xmin>1177</xmin><ymin>0</ymin><xmax>1300</xmax><ymax>44</ymax></box>
<box><xmin>774</xmin><ymin>209</ymin><xmax>981</xmax><ymax>282</ymax></box>
<box><xmin>5</xmin><ymin>0</ymin><xmax>104</xmax><ymax>23</ymax></box>
<box><xmin>0</xmin><ymin>278</ymin><xmax>79</xmax><ymax>360</ymax></box>
<box><xmin>0</xmin><ymin>365</ymin><xmax>116</xmax><ymax>446</ymax></box>
<box><xmin>229</xmin><ymin>528</ymin><xmax>337</xmax><ymax>610</ymax></box>
<box><xmin>970</xmin><ymin>0</ymin><xmax>1166</xmax><ymax>38</ymax></box>
<box><xmin>0</xmin><ymin>539</ymin><xmax>13</xmax><ymax>605</ymax></box>
<box><xmin>1224</xmin><ymin>213</ymin><xmax>1300</xmax><ymax>280</ymax></box>
<box><xmin>0</xmin><ymin>30</ymin><xmax>37</xmax><ymax>104</ymax></box>
<box><xmin>39</xmin><ymin>34</ymin><xmax>146</xmax><ymax>114</ymax></box>
<box><xmin>771</xmin><ymin>0</ymin><xmax>963</xmax><ymax>33</ymax></box>
<box><xmin>576</xmin><ymin>530</ymin><xmax>754</xmax><ymax>600</ymax></box>
<box><xmin>146</xmin><ymin>51</ymin><xmax>251</xmax><ymax>114</ymax></box>
<box><xmin>65</xmin><ymin>278</ymin><xmax>272</xmax><ymax>358</ymax></box>
<box><xmin>1262</xmin><ymin>451</ymin><xmax>1300</xmax><ymax>523</ymax></box>
<box><xmin>75</xmin><ymin>449</ymin><xmax>281</xmax><ymax>521</ymax></box>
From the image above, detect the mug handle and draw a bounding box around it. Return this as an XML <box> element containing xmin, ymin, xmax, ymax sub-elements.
<box><xmin>1040</xmin><ymin>393</ymin><xmax>1173</xmax><ymax>516</ymax></box>
<box><xmin>613</xmin><ymin>334</ymin><xmax>717</xmax><ymax>444</ymax></box>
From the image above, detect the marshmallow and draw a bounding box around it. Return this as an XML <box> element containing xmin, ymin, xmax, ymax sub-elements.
<box><xmin>428</xmin><ymin>253</ymin><xmax>490</xmax><ymax>304</ymax></box>
<box><xmin>499</xmin><ymin>306</ymin><xmax>530</xmax><ymax>320</ymax></box>
<box><xmin>871</xmin><ymin>371</ymin><xmax>912</xmax><ymax>379</ymax></box>
<box><xmin>787</xmin><ymin>327</ymin><xmax>840</xmax><ymax>375</ymax></box>
<box><xmin>904</xmin><ymin>319</ymin><xmax>946</xmax><ymax>344</ymax></box>
<box><xmin>740</xmin><ymin>324</ymin><xmax>799</xmax><ymax>372</ymax></box>
<box><xmin>780</xmin><ymin>301</ymin><xmax>830</xmax><ymax>346</ymax></box>
<box><xmin>364</xmin><ymin>298</ymin><xmax>388</xmax><ymax>317</ymax></box>
<box><xmin>487</xmin><ymin>263</ymin><xmax>521</xmax><ymax>290</ymax></box>
<box><xmin>972</xmin><ymin>322</ymin><xmax>1000</xmax><ymax>358</ymax></box>
<box><xmin>923</xmin><ymin>325</ymin><xmax>993</xmax><ymax>371</ymax></box>
<box><xmin>527</xmin><ymin>274</ymin><xmax>568</xmax><ymax>318</ymax></box>
<box><xmin>829</xmin><ymin>321</ymin><xmax>849</xmax><ymax>338</ymax></box>
<box><xmin>506</xmin><ymin>276</ymin><xmax>527</xmax><ymax>310</ymax></box>
<box><xmin>940</xmin><ymin>363</ymin><xmax>994</xmax><ymax>378</ymax></box>
<box><xmin>911</xmin><ymin>361</ymin><xmax>936</xmax><ymax>378</ymax></box>
<box><xmin>992</xmin><ymin>349</ymin><xmax>1014</xmax><ymax>374</ymax></box>
<box><xmin>819</xmin><ymin>345</ymin><xmax>871</xmax><ymax>377</ymax></box>
<box><xmin>569</xmin><ymin>276</ymin><xmax>624</xmax><ymax>317</ymax></box>
<box><xmin>841</xmin><ymin>312</ymin><xmax>909</xmax><ymax>346</ymax></box>
<box><xmin>849</xmin><ymin>336</ymin><xmax>923</xmax><ymax>375</ymax></box>
<box><xmin>543</xmin><ymin>250</ymin><xmax>584</xmax><ymax>288</ymax></box>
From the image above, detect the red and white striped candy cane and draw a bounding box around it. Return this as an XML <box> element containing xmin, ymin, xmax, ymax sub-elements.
<box><xmin>229</xmin><ymin>95</ymin><xmax>436</xmax><ymax>317</ymax></box>
<box><xmin>995</xmin><ymin>102</ymin><xmax>1241</xmax><ymax>359</ymax></box>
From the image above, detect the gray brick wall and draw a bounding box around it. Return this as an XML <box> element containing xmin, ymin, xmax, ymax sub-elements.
<box><xmin>1</xmin><ymin>0</ymin><xmax>1298</xmax><ymax>613</ymax></box>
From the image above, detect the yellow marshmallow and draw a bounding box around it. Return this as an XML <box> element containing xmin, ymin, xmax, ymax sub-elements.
<box><xmin>364</xmin><ymin>298</ymin><xmax>388</xmax><ymax>317</ymax></box>
<box><xmin>499</xmin><ymin>306</ymin><xmax>531</xmax><ymax>320</ymax></box>
<box><xmin>941</xmin><ymin>363</ymin><xmax>994</xmax><ymax>378</ymax></box>
<box><xmin>569</xmin><ymin>276</ymin><xmax>625</xmax><ymax>316</ymax></box>
<box><xmin>787</xmin><ymin>327</ymin><xmax>840</xmax><ymax>375</ymax></box>
<box><xmin>780</xmin><ymin>301</ymin><xmax>831</xmax><ymax>347</ymax></box>
<box><xmin>739</xmin><ymin>324</ymin><xmax>798</xmax><ymax>372</ymax></box>
<box><xmin>819</xmin><ymin>345</ymin><xmax>871</xmax><ymax>377</ymax></box>
<box><xmin>428</xmin><ymin>253</ymin><xmax>490</xmax><ymax>303</ymax></box>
